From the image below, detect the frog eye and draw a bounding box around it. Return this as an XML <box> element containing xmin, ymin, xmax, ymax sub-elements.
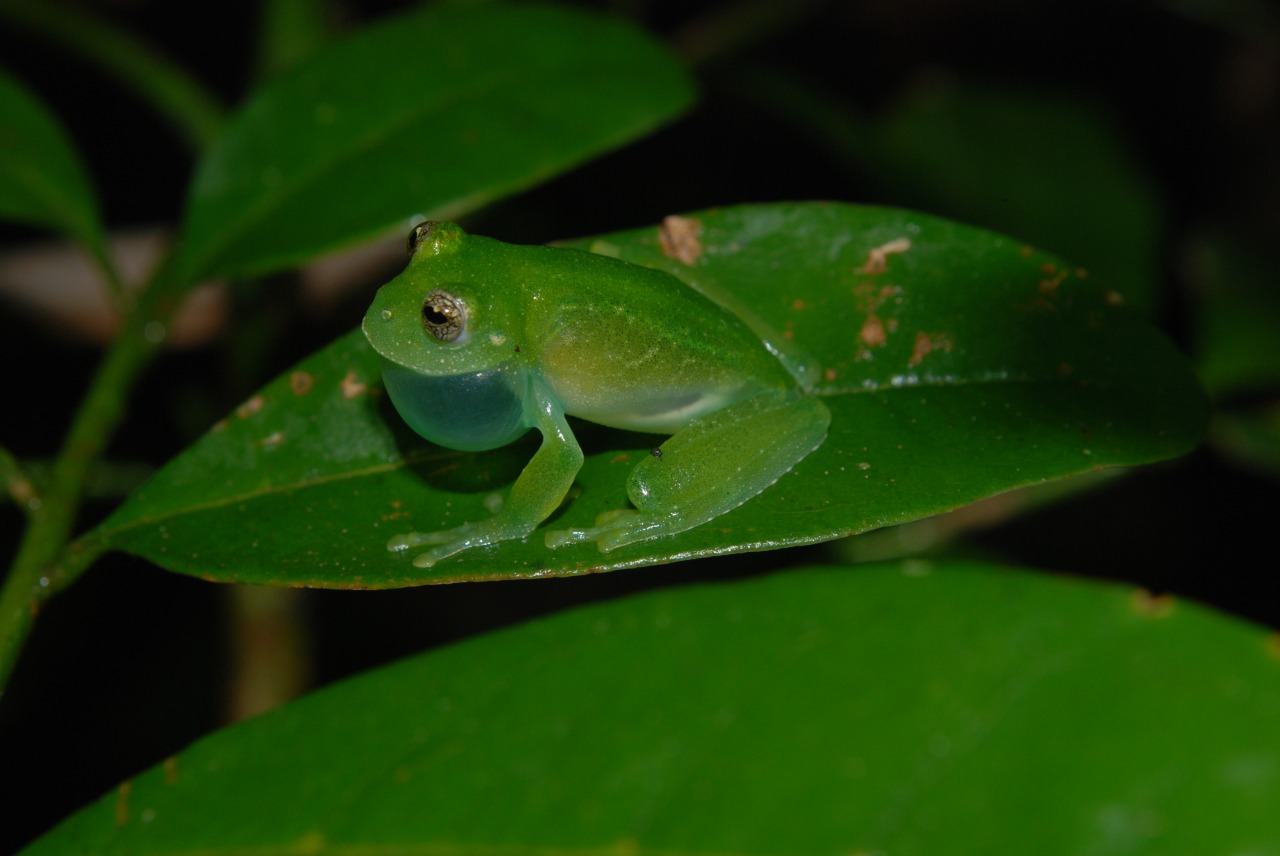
<box><xmin>422</xmin><ymin>289</ymin><xmax>465</xmax><ymax>342</ymax></box>
<box><xmin>407</xmin><ymin>221</ymin><xmax>437</xmax><ymax>256</ymax></box>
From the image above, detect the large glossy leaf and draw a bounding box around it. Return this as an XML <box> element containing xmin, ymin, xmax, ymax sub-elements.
<box><xmin>871</xmin><ymin>80</ymin><xmax>1165</xmax><ymax>310</ymax></box>
<box><xmin>740</xmin><ymin>74</ymin><xmax>1163</xmax><ymax>308</ymax></box>
<box><xmin>171</xmin><ymin>2</ymin><xmax>694</xmax><ymax>285</ymax></box>
<box><xmin>23</xmin><ymin>562</ymin><xmax>1280</xmax><ymax>854</ymax></box>
<box><xmin>95</xmin><ymin>203</ymin><xmax>1207</xmax><ymax>586</ymax></box>
<box><xmin>0</xmin><ymin>66</ymin><xmax>106</xmax><ymax>259</ymax></box>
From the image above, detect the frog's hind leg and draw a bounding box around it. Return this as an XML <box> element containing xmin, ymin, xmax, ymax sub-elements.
<box><xmin>546</xmin><ymin>391</ymin><xmax>830</xmax><ymax>553</ymax></box>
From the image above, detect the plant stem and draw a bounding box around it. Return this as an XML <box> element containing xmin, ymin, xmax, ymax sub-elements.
<box><xmin>0</xmin><ymin>269</ymin><xmax>173</xmax><ymax>698</ymax></box>
<box><xmin>0</xmin><ymin>0</ymin><xmax>226</xmax><ymax>152</ymax></box>
<box><xmin>0</xmin><ymin>445</ymin><xmax>34</xmax><ymax>512</ymax></box>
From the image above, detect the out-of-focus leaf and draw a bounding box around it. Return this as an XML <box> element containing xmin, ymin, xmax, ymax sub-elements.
<box><xmin>739</xmin><ymin>73</ymin><xmax>1162</xmax><ymax>309</ymax></box>
<box><xmin>0</xmin><ymin>66</ymin><xmax>106</xmax><ymax>261</ymax></box>
<box><xmin>871</xmin><ymin>79</ymin><xmax>1164</xmax><ymax>310</ymax></box>
<box><xmin>96</xmin><ymin>203</ymin><xmax>1207</xmax><ymax>586</ymax></box>
<box><xmin>24</xmin><ymin>562</ymin><xmax>1280</xmax><ymax>854</ymax></box>
<box><xmin>1186</xmin><ymin>231</ymin><xmax>1280</xmax><ymax>398</ymax></box>
<box><xmin>1212</xmin><ymin>406</ymin><xmax>1280</xmax><ymax>479</ymax></box>
<box><xmin>171</xmin><ymin>2</ymin><xmax>695</xmax><ymax>285</ymax></box>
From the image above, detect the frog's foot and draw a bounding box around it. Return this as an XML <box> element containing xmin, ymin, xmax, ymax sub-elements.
<box><xmin>387</xmin><ymin>521</ymin><xmax>496</xmax><ymax>568</ymax></box>
<box><xmin>545</xmin><ymin>509</ymin><xmax>676</xmax><ymax>553</ymax></box>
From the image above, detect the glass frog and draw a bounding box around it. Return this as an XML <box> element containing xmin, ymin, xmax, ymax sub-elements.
<box><xmin>363</xmin><ymin>221</ymin><xmax>830</xmax><ymax>567</ymax></box>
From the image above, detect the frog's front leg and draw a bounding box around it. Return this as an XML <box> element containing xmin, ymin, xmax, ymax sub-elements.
<box><xmin>547</xmin><ymin>391</ymin><xmax>830</xmax><ymax>553</ymax></box>
<box><xmin>391</xmin><ymin>384</ymin><xmax>583</xmax><ymax>568</ymax></box>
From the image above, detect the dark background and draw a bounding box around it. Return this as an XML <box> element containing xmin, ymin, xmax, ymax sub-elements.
<box><xmin>2</xmin><ymin>0</ymin><xmax>1278</xmax><ymax>851</ymax></box>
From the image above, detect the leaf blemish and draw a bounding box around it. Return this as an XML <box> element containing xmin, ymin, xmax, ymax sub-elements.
<box><xmin>340</xmin><ymin>371</ymin><xmax>368</xmax><ymax>398</ymax></box>
<box><xmin>115</xmin><ymin>780</ymin><xmax>131</xmax><ymax>826</ymax></box>
<box><xmin>1039</xmin><ymin>268</ymin><xmax>1068</xmax><ymax>296</ymax></box>
<box><xmin>658</xmin><ymin>214</ymin><xmax>703</xmax><ymax>265</ymax></box>
<box><xmin>1130</xmin><ymin>589</ymin><xmax>1176</xmax><ymax>618</ymax></box>
<box><xmin>860</xmin><ymin>314</ymin><xmax>887</xmax><ymax>348</ymax></box>
<box><xmin>236</xmin><ymin>395</ymin><xmax>265</xmax><ymax>419</ymax></box>
<box><xmin>290</xmin><ymin>371</ymin><xmax>314</xmax><ymax>395</ymax></box>
<box><xmin>260</xmin><ymin>431</ymin><xmax>285</xmax><ymax>449</ymax></box>
<box><xmin>855</xmin><ymin>237</ymin><xmax>911</xmax><ymax>274</ymax></box>
<box><xmin>164</xmin><ymin>756</ymin><xmax>179</xmax><ymax>784</ymax></box>
<box><xmin>907</xmin><ymin>331</ymin><xmax>953</xmax><ymax>367</ymax></box>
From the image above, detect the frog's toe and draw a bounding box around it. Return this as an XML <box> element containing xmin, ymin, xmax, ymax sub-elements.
<box><xmin>411</xmin><ymin>544</ymin><xmax>457</xmax><ymax>568</ymax></box>
<box><xmin>544</xmin><ymin>527</ymin><xmax>592</xmax><ymax>549</ymax></box>
<box><xmin>545</xmin><ymin>512</ymin><xmax>672</xmax><ymax>553</ymax></box>
<box><xmin>387</xmin><ymin>528</ymin><xmax>458</xmax><ymax>551</ymax></box>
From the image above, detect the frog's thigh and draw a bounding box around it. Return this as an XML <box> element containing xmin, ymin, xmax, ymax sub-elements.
<box><xmin>561</xmin><ymin>392</ymin><xmax>828</xmax><ymax>552</ymax></box>
<box><xmin>632</xmin><ymin>392</ymin><xmax>829</xmax><ymax>517</ymax></box>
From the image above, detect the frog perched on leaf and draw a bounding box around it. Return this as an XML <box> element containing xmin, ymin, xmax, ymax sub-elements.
<box><xmin>363</xmin><ymin>221</ymin><xmax>830</xmax><ymax>567</ymax></box>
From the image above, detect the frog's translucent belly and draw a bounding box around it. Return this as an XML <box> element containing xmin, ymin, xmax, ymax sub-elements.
<box><xmin>557</xmin><ymin>384</ymin><xmax>744</xmax><ymax>434</ymax></box>
<box><xmin>380</xmin><ymin>359</ymin><xmax>527</xmax><ymax>452</ymax></box>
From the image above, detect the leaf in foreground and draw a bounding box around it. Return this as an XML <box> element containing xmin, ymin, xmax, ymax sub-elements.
<box><xmin>97</xmin><ymin>203</ymin><xmax>1208</xmax><ymax>586</ymax></box>
<box><xmin>24</xmin><ymin>562</ymin><xmax>1280</xmax><ymax>854</ymax></box>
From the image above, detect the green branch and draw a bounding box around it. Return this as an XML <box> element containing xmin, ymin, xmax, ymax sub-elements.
<box><xmin>0</xmin><ymin>264</ymin><xmax>176</xmax><ymax>697</ymax></box>
<box><xmin>1</xmin><ymin>445</ymin><xmax>35</xmax><ymax>513</ymax></box>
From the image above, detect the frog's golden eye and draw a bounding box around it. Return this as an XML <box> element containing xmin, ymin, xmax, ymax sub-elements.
<box><xmin>422</xmin><ymin>289</ymin><xmax>465</xmax><ymax>342</ymax></box>
<box><xmin>407</xmin><ymin>221</ymin><xmax>436</xmax><ymax>256</ymax></box>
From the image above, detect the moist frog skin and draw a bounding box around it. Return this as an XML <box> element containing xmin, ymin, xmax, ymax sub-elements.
<box><xmin>363</xmin><ymin>221</ymin><xmax>830</xmax><ymax>568</ymax></box>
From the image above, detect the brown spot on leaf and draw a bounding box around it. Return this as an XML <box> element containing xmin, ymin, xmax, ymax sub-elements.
<box><xmin>852</xmin><ymin>281</ymin><xmax>903</xmax><ymax>315</ymax></box>
<box><xmin>341</xmin><ymin>371</ymin><xmax>367</xmax><ymax>399</ymax></box>
<box><xmin>236</xmin><ymin>395</ymin><xmax>265</xmax><ymax>419</ymax></box>
<box><xmin>290</xmin><ymin>371</ymin><xmax>314</xmax><ymax>396</ymax></box>
<box><xmin>1130</xmin><ymin>589</ymin><xmax>1175</xmax><ymax>618</ymax></box>
<box><xmin>1105</xmin><ymin>290</ymin><xmax>1126</xmax><ymax>307</ymax></box>
<box><xmin>791</xmin><ymin>298</ymin><xmax>808</xmax><ymax>311</ymax></box>
<box><xmin>824</xmin><ymin>367</ymin><xmax>839</xmax><ymax>382</ymax></box>
<box><xmin>1038</xmin><ymin>269</ymin><xmax>1068</xmax><ymax>295</ymax></box>
<box><xmin>860</xmin><ymin>314</ymin><xmax>887</xmax><ymax>347</ymax></box>
<box><xmin>260</xmin><ymin>431</ymin><xmax>285</xmax><ymax>449</ymax></box>
<box><xmin>658</xmin><ymin>215</ymin><xmax>703</xmax><ymax>265</ymax></box>
<box><xmin>1020</xmin><ymin>245</ymin><xmax>1034</xmax><ymax>257</ymax></box>
<box><xmin>907</xmin><ymin>331</ymin><xmax>953</xmax><ymax>367</ymax></box>
<box><xmin>164</xmin><ymin>756</ymin><xmax>179</xmax><ymax>784</ymax></box>
<box><xmin>115</xmin><ymin>780</ymin><xmax>131</xmax><ymax>826</ymax></box>
<box><xmin>855</xmin><ymin>237</ymin><xmax>911</xmax><ymax>274</ymax></box>
<box><xmin>610</xmin><ymin>453</ymin><xmax>632</xmax><ymax>464</ymax></box>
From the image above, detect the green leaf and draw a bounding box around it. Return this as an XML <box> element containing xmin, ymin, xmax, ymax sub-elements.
<box><xmin>0</xmin><ymin>65</ymin><xmax>106</xmax><ymax>258</ymax></box>
<box><xmin>24</xmin><ymin>562</ymin><xmax>1280</xmax><ymax>854</ymax></box>
<box><xmin>739</xmin><ymin>74</ymin><xmax>1163</xmax><ymax>309</ymax></box>
<box><xmin>1187</xmin><ymin>231</ymin><xmax>1280</xmax><ymax>399</ymax></box>
<box><xmin>96</xmin><ymin>203</ymin><xmax>1207</xmax><ymax>586</ymax></box>
<box><xmin>171</xmin><ymin>2</ymin><xmax>695</xmax><ymax>285</ymax></box>
<box><xmin>869</xmin><ymin>80</ymin><xmax>1165</xmax><ymax>310</ymax></box>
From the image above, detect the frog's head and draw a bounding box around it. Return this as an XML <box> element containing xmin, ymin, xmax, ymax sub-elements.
<box><xmin>363</xmin><ymin>221</ymin><xmax>521</xmax><ymax>379</ymax></box>
<box><xmin>363</xmin><ymin>221</ymin><xmax>531</xmax><ymax>450</ymax></box>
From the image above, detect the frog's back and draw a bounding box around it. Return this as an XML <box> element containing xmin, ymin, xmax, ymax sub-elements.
<box><xmin>516</xmin><ymin>246</ymin><xmax>795</xmax><ymax>434</ymax></box>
